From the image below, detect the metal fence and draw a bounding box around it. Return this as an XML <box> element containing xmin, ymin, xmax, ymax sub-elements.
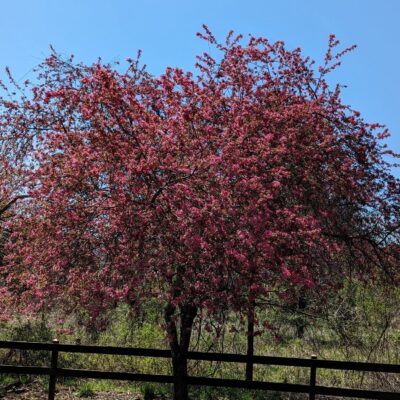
<box><xmin>0</xmin><ymin>340</ymin><xmax>399</xmax><ymax>399</ymax></box>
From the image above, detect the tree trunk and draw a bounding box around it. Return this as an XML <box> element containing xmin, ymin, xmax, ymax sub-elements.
<box><xmin>245</xmin><ymin>301</ymin><xmax>255</xmax><ymax>381</ymax></box>
<box><xmin>172</xmin><ymin>353</ymin><xmax>189</xmax><ymax>400</ymax></box>
<box><xmin>165</xmin><ymin>302</ymin><xmax>197</xmax><ymax>400</ymax></box>
<box><xmin>295</xmin><ymin>293</ymin><xmax>307</xmax><ymax>339</ymax></box>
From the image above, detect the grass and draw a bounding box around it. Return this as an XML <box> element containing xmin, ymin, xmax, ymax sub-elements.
<box><xmin>0</xmin><ymin>282</ymin><xmax>398</xmax><ymax>398</ymax></box>
<box><xmin>77</xmin><ymin>382</ymin><xmax>96</xmax><ymax>398</ymax></box>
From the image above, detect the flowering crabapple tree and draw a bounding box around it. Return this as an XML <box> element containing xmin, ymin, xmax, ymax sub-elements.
<box><xmin>1</xmin><ymin>28</ymin><xmax>400</xmax><ymax>399</ymax></box>
<box><xmin>0</xmin><ymin>104</ymin><xmax>30</xmax><ymax>311</ymax></box>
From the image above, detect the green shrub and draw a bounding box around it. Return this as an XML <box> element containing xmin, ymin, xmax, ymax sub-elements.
<box><xmin>78</xmin><ymin>382</ymin><xmax>96</xmax><ymax>398</ymax></box>
<box><xmin>141</xmin><ymin>383</ymin><xmax>156</xmax><ymax>399</ymax></box>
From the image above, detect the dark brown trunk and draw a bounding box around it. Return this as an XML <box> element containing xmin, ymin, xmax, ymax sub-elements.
<box><xmin>172</xmin><ymin>353</ymin><xmax>189</xmax><ymax>400</ymax></box>
<box><xmin>165</xmin><ymin>302</ymin><xmax>197</xmax><ymax>400</ymax></box>
<box><xmin>245</xmin><ymin>301</ymin><xmax>255</xmax><ymax>381</ymax></box>
<box><xmin>296</xmin><ymin>293</ymin><xmax>307</xmax><ymax>339</ymax></box>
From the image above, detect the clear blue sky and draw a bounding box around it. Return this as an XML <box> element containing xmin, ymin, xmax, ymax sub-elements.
<box><xmin>1</xmin><ymin>0</ymin><xmax>399</xmax><ymax>170</ymax></box>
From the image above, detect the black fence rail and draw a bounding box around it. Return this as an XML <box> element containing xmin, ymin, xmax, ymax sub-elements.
<box><xmin>0</xmin><ymin>340</ymin><xmax>399</xmax><ymax>399</ymax></box>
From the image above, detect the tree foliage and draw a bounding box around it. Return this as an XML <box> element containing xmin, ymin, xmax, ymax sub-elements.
<box><xmin>1</xmin><ymin>27</ymin><xmax>399</xmax><ymax>399</ymax></box>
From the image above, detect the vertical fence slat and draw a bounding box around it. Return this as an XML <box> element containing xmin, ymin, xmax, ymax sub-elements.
<box><xmin>309</xmin><ymin>354</ymin><xmax>317</xmax><ymax>400</ymax></box>
<box><xmin>48</xmin><ymin>339</ymin><xmax>59</xmax><ymax>400</ymax></box>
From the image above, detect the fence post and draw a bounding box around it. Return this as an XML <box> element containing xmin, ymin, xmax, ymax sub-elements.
<box><xmin>48</xmin><ymin>339</ymin><xmax>59</xmax><ymax>400</ymax></box>
<box><xmin>309</xmin><ymin>354</ymin><xmax>317</xmax><ymax>400</ymax></box>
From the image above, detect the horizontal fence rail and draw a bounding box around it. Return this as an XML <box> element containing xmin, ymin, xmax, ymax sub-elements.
<box><xmin>0</xmin><ymin>340</ymin><xmax>399</xmax><ymax>399</ymax></box>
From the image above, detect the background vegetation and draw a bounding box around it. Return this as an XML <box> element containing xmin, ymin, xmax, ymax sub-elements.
<box><xmin>1</xmin><ymin>278</ymin><xmax>398</xmax><ymax>399</ymax></box>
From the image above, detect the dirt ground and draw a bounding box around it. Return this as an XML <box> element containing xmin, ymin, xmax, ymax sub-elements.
<box><xmin>0</xmin><ymin>382</ymin><xmax>146</xmax><ymax>400</ymax></box>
